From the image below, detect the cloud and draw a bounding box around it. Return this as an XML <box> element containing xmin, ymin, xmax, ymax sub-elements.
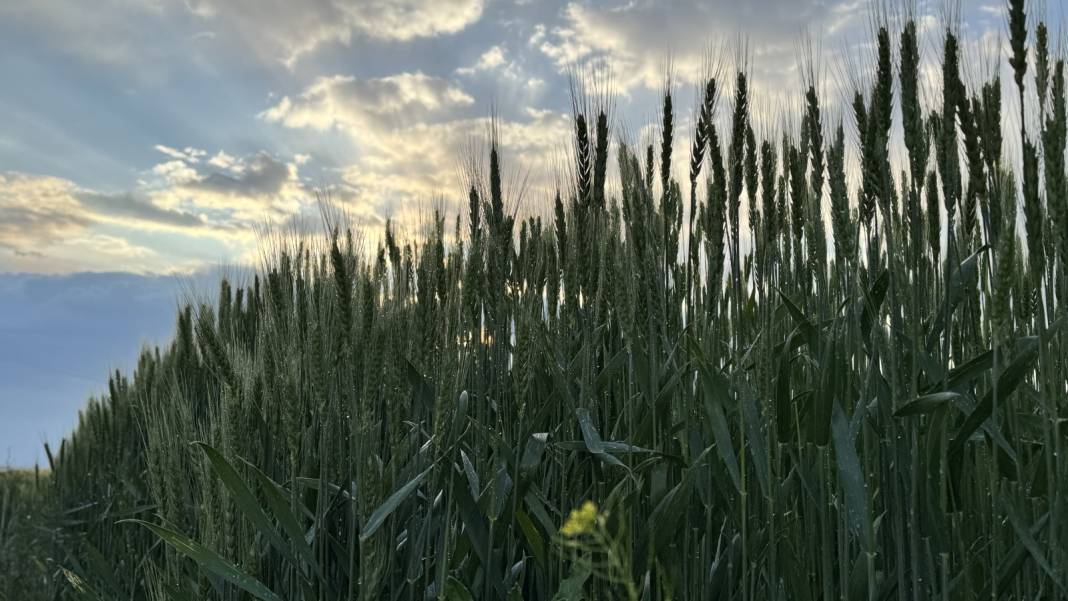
<box><xmin>75</xmin><ymin>149</ymin><xmax>309</xmax><ymax>232</ymax></box>
<box><xmin>0</xmin><ymin>0</ymin><xmax>171</xmax><ymax>69</ymax></box>
<box><xmin>152</xmin><ymin>160</ymin><xmax>200</xmax><ymax>185</ymax></box>
<box><xmin>0</xmin><ymin>147</ymin><xmax>314</xmax><ymax>272</ymax></box>
<box><xmin>262</xmin><ymin>73</ymin><xmax>475</xmax><ymax>131</ymax></box>
<box><xmin>454</xmin><ymin>45</ymin><xmax>542</xmax><ymax>88</ymax></box>
<box><xmin>534</xmin><ymin>0</ymin><xmax>865</xmax><ymax>92</ymax></box>
<box><xmin>263</xmin><ymin>72</ymin><xmax>573</xmax><ymax>228</ymax></box>
<box><xmin>341</xmin><ymin>0</ymin><xmax>485</xmax><ymax>41</ymax></box>
<box><xmin>457</xmin><ymin>45</ymin><xmax>508</xmax><ymax>75</ymax></box>
<box><xmin>139</xmin><ymin>150</ymin><xmax>312</xmax><ymax>225</ymax></box>
<box><xmin>2</xmin><ymin>0</ymin><xmax>485</xmax><ymax>72</ymax></box>
<box><xmin>154</xmin><ymin>144</ymin><xmax>206</xmax><ymax>163</ymax></box>
<box><xmin>68</xmin><ymin>233</ymin><xmax>159</xmax><ymax>260</ymax></box>
<box><xmin>77</xmin><ymin>190</ymin><xmax>205</xmax><ymax>229</ymax></box>
<box><xmin>207</xmin><ymin>151</ymin><xmax>237</xmax><ymax>169</ymax></box>
<box><xmin>0</xmin><ymin>171</ymin><xmax>213</xmax><ymax>273</ymax></box>
<box><xmin>977</xmin><ymin>4</ymin><xmax>1005</xmax><ymax>17</ymax></box>
<box><xmin>0</xmin><ymin>173</ymin><xmax>90</xmax><ymax>253</ymax></box>
<box><xmin>0</xmin><ymin>171</ymin><xmax>221</xmax><ymax>255</ymax></box>
<box><xmin>185</xmin><ymin>0</ymin><xmax>485</xmax><ymax>66</ymax></box>
<box><xmin>148</xmin><ymin>152</ymin><xmax>309</xmax><ymax>224</ymax></box>
<box><xmin>190</xmin><ymin>153</ymin><xmax>293</xmax><ymax>197</ymax></box>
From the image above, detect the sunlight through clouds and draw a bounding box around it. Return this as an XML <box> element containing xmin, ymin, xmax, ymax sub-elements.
<box><xmin>0</xmin><ymin>0</ymin><xmax>1011</xmax><ymax>275</ymax></box>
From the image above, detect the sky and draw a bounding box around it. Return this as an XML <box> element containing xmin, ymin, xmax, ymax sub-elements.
<box><xmin>0</xmin><ymin>0</ymin><xmax>1032</xmax><ymax>466</ymax></box>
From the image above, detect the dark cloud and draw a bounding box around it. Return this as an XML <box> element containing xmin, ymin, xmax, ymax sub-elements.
<box><xmin>77</xmin><ymin>191</ymin><xmax>206</xmax><ymax>229</ymax></box>
<box><xmin>189</xmin><ymin>153</ymin><xmax>293</xmax><ymax>198</ymax></box>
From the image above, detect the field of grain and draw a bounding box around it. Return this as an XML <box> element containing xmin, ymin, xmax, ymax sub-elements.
<box><xmin>1</xmin><ymin>3</ymin><xmax>1067</xmax><ymax>599</ymax></box>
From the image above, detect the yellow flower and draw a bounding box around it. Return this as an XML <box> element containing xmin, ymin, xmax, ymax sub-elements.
<box><xmin>560</xmin><ymin>500</ymin><xmax>599</xmax><ymax>537</ymax></box>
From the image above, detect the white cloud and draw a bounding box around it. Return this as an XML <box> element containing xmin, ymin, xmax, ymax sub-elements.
<box><xmin>207</xmin><ymin>150</ymin><xmax>237</xmax><ymax>169</ymax></box>
<box><xmin>457</xmin><ymin>45</ymin><xmax>508</xmax><ymax>75</ymax></box>
<box><xmin>534</xmin><ymin>0</ymin><xmax>863</xmax><ymax>93</ymax></box>
<box><xmin>263</xmin><ymin>72</ymin><xmax>573</xmax><ymax>229</ymax></box>
<box><xmin>70</xmin><ymin>234</ymin><xmax>158</xmax><ymax>260</ymax></box>
<box><xmin>154</xmin><ymin>144</ymin><xmax>206</xmax><ymax>163</ymax></box>
<box><xmin>185</xmin><ymin>0</ymin><xmax>485</xmax><ymax>66</ymax></box>
<box><xmin>0</xmin><ymin>172</ymin><xmax>204</xmax><ymax>273</ymax></box>
<box><xmin>0</xmin><ymin>147</ymin><xmax>315</xmax><ymax>272</ymax></box>
<box><xmin>0</xmin><ymin>173</ymin><xmax>90</xmax><ymax>254</ymax></box>
<box><xmin>1</xmin><ymin>0</ymin><xmax>485</xmax><ymax>71</ymax></box>
<box><xmin>0</xmin><ymin>171</ymin><xmax>218</xmax><ymax>252</ymax></box>
<box><xmin>147</xmin><ymin>152</ymin><xmax>309</xmax><ymax>223</ymax></box>
<box><xmin>152</xmin><ymin>159</ymin><xmax>200</xmax><ymax>185</ymax></box>
<box><xmin>454</xmin><ymin>45</ymin><xmax>537</xmax><ymax>86</ymax></box>
<box><xmin>262</xmin><ymin>73</ymin><xmax>475</xmax><ymax>131</ymax></box>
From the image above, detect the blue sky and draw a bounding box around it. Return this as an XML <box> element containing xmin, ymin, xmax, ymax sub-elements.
<box><xmin>0</xmin><ymin>0</ymin><xmax>1027</xmax><ymax>466</ymax></box>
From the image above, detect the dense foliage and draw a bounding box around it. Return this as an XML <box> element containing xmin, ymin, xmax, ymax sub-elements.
<box><xmin>3</xmin><ymin>5</ymin><xmax>1068</xmax><ymax>600</ymax></box>
<box><xmin>0</xmin><ymin>471</ymin><xmax>55</xmax><ymax>599</ymax></box>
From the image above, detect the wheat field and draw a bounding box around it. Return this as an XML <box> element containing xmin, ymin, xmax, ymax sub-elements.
<box><xmin>2</xmin><ymin>3</ymin><xmax>1067</xmax><ymax>600</ymax></box>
